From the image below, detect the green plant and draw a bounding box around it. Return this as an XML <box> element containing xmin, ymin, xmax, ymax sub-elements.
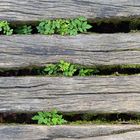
<box><xmin>37</xmin><ymin>20</ymin><xmax>56</xmax><ymax>35</ymax></box>
<box><xmin>79</xmin><ymin>68</ymin><xmax>99</xmax><ymax>76</ymax></box>
<box><xmin>42</xmin><ymin>60</ymin><xmax>77</xmax><ymax>76</ymax></box>
<box><xmin>43</xmin><ymin>64</ymin><xmax>58</xmax><ymax>75</ymax></box>
<box><xmin>129</xmin><ymin>19</ymin><xmax>140</xmax><ymax>30</ymax></box>
<box><xmin>15</xmin><ymin>25</ymin><xmax>32</xmax><ymax>34</ymax></box>
<box><xmin>58</xmin><ymin>60</ymin><xmax>77</xmax><ymax>76</ymax></box>
<box><xmin>37</xmin><ymin>17</ymin><xmax>92</xmax><ymax>35</ymax></box>
<box><xmin>41</xmin><ymin>60</ymin><xmax>99</xmax><ymax>77</ymax></box>
<box><xmin>0</xmin><ymin>21</ymin><xmax>13</xmax><ymax>35</ymax></box>
<box><xmin>66</xmin><ymin>16</ymin><xmax>92</xmax><ymax>35</ymax></box>
<box><xmin>32</xmin><ymin>110</ymin><xmax>67</xmax><ymax>125</ymax></box>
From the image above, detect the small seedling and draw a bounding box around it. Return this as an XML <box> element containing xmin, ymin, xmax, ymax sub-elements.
<box><xmin>0</xmin><ymin>21</ymin><xmax>13</xmax><ymax>35</ymax></box>
<box><xmin>15</xmin><ymin>25</ymin><xmax>32</xmax><ymax>34</ymax></box>
<box><xmin>41</xmin><ymin>60</ymin><xmax>99</xmax><ymax>77</ymax></box>
<box><xmin>37</xmin><ymin>17</ymin><xmax>92</xmax><ymax>36</ymax></box>
<box><xmin>32</xmin><ymin>110</ymin><xmax>67</xmax><ymax>125</ymax></box>
<box><xmin>42</xmin><ymin>60</ymin><xmax>77</xmax><ymax>76</ymax></box>
<box><xmin>43</xmin><ymin>64</ymin><xmax>58</xmax><ymax>75</ymax></box>
<box><xmin>58</xmin><ymin>60</ymin><xmax>77</xmax><ymax>76</ymax></box>
<box><xmin>37</xmin><ymin>20</ymin><xmax>56</xmax><ymax>35</ymax></box>
<box><xmin>79</xmin><ymin>68</ymin><xmax>99</xmax><ymax>76</ymax></box>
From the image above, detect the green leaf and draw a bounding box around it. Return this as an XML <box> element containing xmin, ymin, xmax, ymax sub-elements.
<box><xmin>0</xmin><ymin>21</ymin><xmax>13</xmax><ymax>35</ymax></box>
<box><xmin>74</xmin><ymin>19</ymin><xmax>81</xmax><ymax>26</ymax></box>
<box><xmin>38</xmin><ymin>117</ymin><xmax>44</xmax><ymax>124</ymax></box>
<box><xmin>38</xmin><ymin>112</ymin><xmax>45</xmax><ymax>117</ymax></box>
<box><xmin>32</xmin><ymin>115</ymin><xmax>40</xmax><ymax>120</ymax></box>
<box><xmin>86</xmin><ymin>24</ymin><xmax>92</xmax><ymax>29</ymax></box>
<box><xmin>14</xmin><ymin>25</ymin><xmax>32</xmax><ymax>34</ymax></box>
<box><xmin>52</xmin><ymin>118</ymin><xmax>58</xmax><ymax>125</ymax></box>
<box><xmin>36</xmin><ymin>17</ymin><xmax>91</xmax><ymax>36</ymax></box>
<box><xmin>32</xmin><ymin>110</ymin><xmax>66</xmax><ymax>126</ymax></box>
<box><xmin>78</xmin><ymin>16</ymin><xmax>87</xmax><ymax>21</ymax></box>
<box><xmin>79</xmin><ymin>28</ymin><xmax>83</xmax><ymax>32</ymax></box>
<box><xmin>71</xmin><ymin>21</ymin><xmax>77</xmax><ymax>27</ymax></box>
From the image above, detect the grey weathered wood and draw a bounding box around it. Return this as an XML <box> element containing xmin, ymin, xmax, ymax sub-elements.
<box><xmin>57</xmin><ymin>131</ymin><xmax>140</xmax><ymax>140</ymax></box>
<box><xmin>0</xmin><ymin>0</ymin><xmax>140</xmax><ymax>21</ymax></box>
<box><xmin>0</xmin><ymin>33</ymin><xmax>140</xmax><ymax>69</ymax></box>
<box><xmin>67</xmin><ymin>131</ymin><xmax>140</xmax><ymax>140</ymax></box>
<box><xmin>0</xmin><ymin>75</ymin><xmax>140</xmax><ymax>113</ymax></box>
<box><xmin>1</xmin><ymin>125</ymin><xmax>140</xmax><ymax>140</ymax></box>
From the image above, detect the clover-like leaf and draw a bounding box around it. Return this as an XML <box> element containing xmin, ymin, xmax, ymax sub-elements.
<box><xmin>32</xmin><ymin>110</ymin><xmax>66</xmax><ymax>126</ymax></box>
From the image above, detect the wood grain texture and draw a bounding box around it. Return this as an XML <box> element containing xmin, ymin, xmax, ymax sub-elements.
<box><xmin>0</xmin><ymin>75</ymin><xmax>140</xmax><ymax>113</ymax></box>
<box><xmin>1</xmin><ymin>125</ymin><xmax>140</xmax><ymax>140</ymax></box>
<box><xmin>0</xmin><ymin>0</ymin><xmax>140</xmax><ymax>21</ymax></box>
<box><xmin>1</xmin><ymin>33</ymin><xmax>140</xmax><ymax>69</ymax></box>
<box><xmin>78</xmin><ymin>131</ymin><xmax>140</xmax><ymax>140</ymax></box>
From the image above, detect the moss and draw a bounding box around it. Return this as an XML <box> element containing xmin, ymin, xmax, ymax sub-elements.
<box><xmin>65</xmin><ymin>113</ymin><xmax>140</xmax><ymax>125</ymax></box>
<box><xmin>129</xmin><ymin>19</ymin><xmax>140</xmax><ymax>30</ymax></box>
<box><xmin>68</xmin><ymin>120</ymin><xmax>115</xmax><ymax>125</ymax></box>
<box><xmin>68</xmin><ymin>120</ymin><xmax>140</xmax><ymax>125</ymax></box>
<box><xmin>75</xmin><ymin>64</ymin><xmax>140</xmax><ymax>70</ymax></box>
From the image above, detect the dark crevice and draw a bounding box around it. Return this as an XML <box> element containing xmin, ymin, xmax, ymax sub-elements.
<box><xmin>90</xmin><ymin>19</ymin><xmax>130</xmax><ymax>33</ymax></box>
<box><xmin>0</xmin><ymin>64</ymin><xmax>140</xmax><ymax>77</ymax></box>
<box><xmin>0</xmin><ymin>17</ymin><xmax>140</xmax><ymax>34</ymax></box>
<box><xmin>89</xmin><ymin>17</ymin><xmax>140</xmax><ymax>33</ymax></box>
<box><xmin>3</xmin><ymin>17</ymin><xmax>140</xmax><ymax>34</ymax></box>
<box><xmin>1</xmin><ymin>112</ymin><xmax>140</xmax><ymax>125</ymax></box>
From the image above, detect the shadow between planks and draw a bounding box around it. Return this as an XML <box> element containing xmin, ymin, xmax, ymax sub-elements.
<box><xmin>0</xmin><ymin>75</ymin><xmax>140</xmax><ymax>113</ymax></box>
<box><xmin>0</xmin><ymin>33</ymin><xmax>140</xmax><ymax>69</ymax></box>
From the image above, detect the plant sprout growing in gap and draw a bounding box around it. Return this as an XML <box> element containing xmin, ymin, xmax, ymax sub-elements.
<box><xmin>0</xmin><ymin>17</ymin><xmax>92</xmax><ymax>35</ymax></box>
<box><xmin>40</xmin><ymin>60</ymin><xmax>99</xmax><ymax>76</ymax></box>
<box><xmin>14</xmin><ymin>25</ymin><xmax>32</xmax><ymax>34</ymax></box>
<box><xmin>37</xmin><ymin>16</ymin><xmax>92</xmax><ymax>35</ymax></box>
<box><xmin>0</xmin><ymin>21</ymin><xmax>13</xmax><ymax>35</ymax></box>
<box><xmin>32</xmin><ymin>110</ymin><xmax>67</xmax><ymax>125</ymax></box>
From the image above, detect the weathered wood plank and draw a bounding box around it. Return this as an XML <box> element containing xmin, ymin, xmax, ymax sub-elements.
<box><xmin>57</xmin><ymin>131</ymin><xmax>140</xmax><ymax>140</ymax></box>
<box><xmin>0</xmin><ymin>0</ymin><xmax>140</xmax><ymax>21</ymax></box>
<box><xmin>0</xmin><ymin>33</ymin><xmax>140</xmax><ymax>69</ymax></box>
<box><xmin>81</xmin><ymin>131</ymin><xmax>140</xmax><ymax>140</ymax></box>
<box><xmin>1</xmin><ymin>125</ymin><xmax>140</xmax><ymax>140</ymax></box>
<box><xmin>0</xmin><ymin>75</ymin><xmax>140</xmax><ymax>113</ymax></box>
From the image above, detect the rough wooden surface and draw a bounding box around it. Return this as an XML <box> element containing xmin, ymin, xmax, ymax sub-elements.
<box><xmin>0</xmin><ymin>75</ymin><xmax>140</xmax><ymax>113</ymax></box>
<box><xmin>1</xmin><ymin>125</ymin><xmax>140</xmax><ymax>140</ymax></box>
<box><xmin>1</xmin><ymin>33</ymin><xmax>140</xmax><ymax>69</ymax></box>
<box><xmin>0</xmin><ymin>0</ymin><xmax>140</xmax><ymax>21</ymax></box>
<box><xmin>80</xmin><ymin>131</ymin><xmax>140</xmax><ymax>140</ymax></box>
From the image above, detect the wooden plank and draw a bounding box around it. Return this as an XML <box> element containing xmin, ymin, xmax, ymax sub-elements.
<box><xmin>0</xmin><ymin>33</ymin><xmax>140</xmax><ymax>69</ymax></box>
<box><xmin>1</xmin><ymin>125</ymin><xmax>140</xmax><ymax>140</ymax></box>
<box><xmin>0</xmin><ymin>0</ymin><xmax>140</xmax><ymax>21</ymax></box>
<box><xmin>0</xmin><ymin>75</ymin><xmax>140</xmax><ymax>113</ymax></box>
<box><xmin>57</xmin><ymin>132</ymin><xmax>140</xmax><ymax>140</ymax></box>
<box><xmin>81</xmin><ymin>131</ymin><xmax>140</xmax><ymax>140</ymax></box>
